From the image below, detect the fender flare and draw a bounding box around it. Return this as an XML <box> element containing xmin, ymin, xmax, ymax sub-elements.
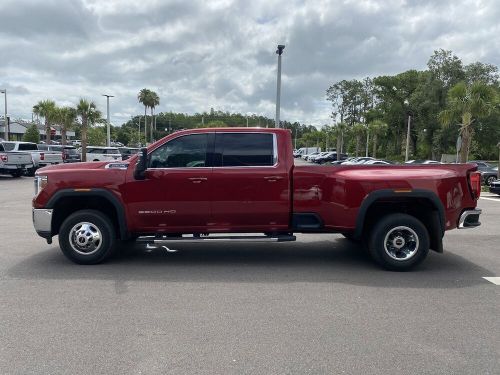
<box><xmin>45</xmin><ymin>188</ymin><xmax>128</xmax><ymax>239</ymax></box>
<box><xmin>353</xmin><ymin>189</ymin><xmax>446</xmax><ymax>240</ymax></box>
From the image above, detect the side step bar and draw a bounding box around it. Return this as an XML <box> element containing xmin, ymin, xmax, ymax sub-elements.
<box><xmin>137</xmin><ymin>234</ymin><xmax>296</xmax><ymax>244</ymax></box>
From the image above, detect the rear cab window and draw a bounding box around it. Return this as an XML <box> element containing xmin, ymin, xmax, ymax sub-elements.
<box><xmin>18</xmin><ymin>143</ymin><xmax>38</xmax><ymax>151</ymax></box>
<box><xmin>214</xmin><ymin>133</ymin><xmax>276</xmax><ymax>167</ymax></box>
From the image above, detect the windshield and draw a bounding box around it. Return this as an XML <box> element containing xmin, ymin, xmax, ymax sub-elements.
<box><xmin>2</xmin><ymin>142</ymin><xmax>14</xmax><ymax>151</ymax></box>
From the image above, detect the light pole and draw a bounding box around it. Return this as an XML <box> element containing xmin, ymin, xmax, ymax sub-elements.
<box><xmin>404</xmin><ymin>99</ymin><xmax>411</xmax><ymax>162</ymax></box>
<box><xmin>102</xmin><ymin>94</ymin><xmax>114</xmax><ymax>147</ymax></box>
<box><xmin>137</xmin><ymin>117</ymin><xmax>141</xmax><ymax>146</ymax></box>
<box><xmin>275</xmin><ymin>44</ymin><xmax>285</xmax><ymax>128</ymax></box>
<box><xmin>365</xmin><ymin>124</ymin><xmax>370</xmax><ymax>157</ymax></box>
<box><xmin>0</xmin><ymin>89</ymin><xmax>7</xmax><ymax>141</ymax></box>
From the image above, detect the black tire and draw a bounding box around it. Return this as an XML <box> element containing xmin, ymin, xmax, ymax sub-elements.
<box><xmin>25</xmin><ymin>167</ymin><xmax>36</xmax><ymax>177</ymax></box>
<box><xmin>486</xmin><ymin>175</ymin><xmax>496</xmax><ymax>186</ymax></box>
<box><xmin>368</xmin><ymin>213</ymin><xmax>429</xmax><ymax>271</ymax></box>
<box><xmin>59</xmin><ymin>209</ymin><xmax>116</xmax><ymax>264</ymax></box>
<box><xmin>341</xmin><ymin>233</ymin><xmax>361</xmax><ymax>243</ymax></box>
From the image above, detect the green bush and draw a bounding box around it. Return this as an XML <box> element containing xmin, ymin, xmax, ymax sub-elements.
<box><xmin>22</xmin><ymin>124</ymin><xmax>40</xmax><ymax>143</ymax></box>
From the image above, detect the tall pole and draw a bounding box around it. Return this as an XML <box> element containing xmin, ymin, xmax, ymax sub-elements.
<box><xmin>246</xmin><ymin>115</ymin><xmax>249</xmax><ymax>127</ymax></box>
<box><xmin>275</xmin><ymin>44</ymin><xmax>285</xmax><ymax>128</ymax></box>
<box><xmin>365</xmin><ymin>127</ymin><xmax>369</xmax><ymax>157</ymax></box>
<box><xmin>1</xmin><ymin>89</ymin><xmax>7</xmax><ymax>141</ymax></box>
<box><xmin>405</xmin><ymin>113</ymin><xmax>411</xmax><ymax>162</ymax></box>
<box><xmin>102</xmin><ymin>94</ymin><xmax>114</xmax><ymax>147</ymax></box>
<box><xmin>137</xmin><ymin>117</ymin><xmax>141</xmax><ymax>146</ymax></box>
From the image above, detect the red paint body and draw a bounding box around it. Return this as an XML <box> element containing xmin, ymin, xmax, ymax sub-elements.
<box><xmin>33</xmin><ymin>128</ymin><xmax>479</xmax><ymax>235</ymax></box>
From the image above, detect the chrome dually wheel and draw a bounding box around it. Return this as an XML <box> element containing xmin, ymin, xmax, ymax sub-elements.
<box><xmin>368</xmin><ymin>213</ymin><xmax>429</xmax><ymax>271</ymax></box>
<box><xmin>69</xmin><ymin>222</ymin><xmax>103</xmax><ymax>255</ymax></box>
<box><xmin>383</xmin><ymin>226</ymin><xmax>419</xmax><ymax>261</ymax></box>
<box><xmin>59</xmin><ymin>210</ymin><xmax>116</xmax><ymax>264</ymax></box>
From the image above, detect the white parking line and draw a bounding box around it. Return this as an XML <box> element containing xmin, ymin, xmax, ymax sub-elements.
<box><xmin>480</xmin><ymin>197</ymin><xmax>500</xmax><ymax>202</ymax></box>
<box><xmin>482</xmin><ymin>277</ymin><xmax>500</xmax><ymax>285</ymax></box>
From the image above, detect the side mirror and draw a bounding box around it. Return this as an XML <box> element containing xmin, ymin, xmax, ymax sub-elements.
<box><xmin>134</xmin><ymin>147</ymin><xmax>148</xmax><ymax>180</ymax></box>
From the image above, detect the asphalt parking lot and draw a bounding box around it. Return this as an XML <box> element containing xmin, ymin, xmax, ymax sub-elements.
<box><xmin>0</xmin><ymin>176</ymin><xmax>499</xmax><ymax>375</ymax></box>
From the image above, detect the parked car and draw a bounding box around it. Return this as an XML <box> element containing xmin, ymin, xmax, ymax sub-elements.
<box><xmin>70</xmin><ymin>140</ymin><xmax>82</xmax><ymax>147</ymax></box>
<box><xmin>32</xmin><ymin>128</ymin><xmax>482</xmax><ymax>271</ymax></box>
<box><xmin>295</xmin><ymin>147</ymin><xmax>321</xmax><ymax>158</ymax></box>
<box><xmin>405</xmin><ymin>159</ymin><xmax>441</xmax><ymax>164</ymax></box>
<box><xmin>303</xmin><ymin>152</ymin><xmax>321</xmax><ymax>161</ymax></box>
<box><xmin>38</xmin><ymin>144</ymin><xmax>82</xmax><ymax>163</ymax></box>
<box><xmin>85</xmin><ymin>146</ymin><xmax>122</xmax><ymax>162</ymax></box>
<box><xmin>364</xmin><ymin>159</ymin><xmax>393</xmax><ymax>165</ymax></box>
<box><xmin>469</xmin><ymin>161</ymin><xmax>498</xmax><ymax>186</ymax></box>
<box><xmin>118</xmin><ymin>147</ymin><xmax>140</xmax><ymax>160</ymax></box>
<box><xmin>489</xmin><ymin>179</ymin><xmax>500</xmax><ymax>195</ymax></box>
<box><xmin>2</xmin><ymin>141</ymin><xmax>62</xmax><ymax>172</ymax></box>
<box><xmin>0</xmin><ymin>143</ymin><xmax>34</xmax><ymax>177</ymax></box>
<box><xmin>315</xmin><ymin>152</ymin><xmax>348</xmax><ymax>164</ymax></box>
<box><xmin>341</xmin><ymin>157</ymin><xmax>375</xmax><ymax>165</ymax></box>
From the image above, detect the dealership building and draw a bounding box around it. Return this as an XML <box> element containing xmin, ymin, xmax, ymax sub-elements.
<box><xmin>0</xmin><ymin>119</ymin><xmax>75</xmax><ymax>142</ymax></box>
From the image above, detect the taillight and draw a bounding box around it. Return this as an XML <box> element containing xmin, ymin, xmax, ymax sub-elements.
<box><xmin>62</xmin><ymin>152</ymin><xmax>67</xmax><ymax>160</ymax></box>
<box><xmin>40</xmin><ymin>153</ymin><xmax>45</xmax><ymax>161</ymax></box>
<box><xmin>0</xmin><ymin>154</ymin><xmax>7</xmax><ymax>162</ymax></box>
<box><xmin>469</xmin><ymin>171</ymin><xmax>481</xmax><ymax>199</ymax></box>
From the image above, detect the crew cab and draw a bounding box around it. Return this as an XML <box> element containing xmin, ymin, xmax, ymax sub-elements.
<box><xmin>32</xmin><ymin>128</ymin><xmax>482</xmax><ymax>270</ymax></box>
<box><xmin>2</xmin><ymin>141</ymin><xmax>63</xmax><ymax>171</ymax></box>
<box><xmin>0</xmin><ymin>143</ymin><xmax>33</xmax><ymax>177</ymax></box>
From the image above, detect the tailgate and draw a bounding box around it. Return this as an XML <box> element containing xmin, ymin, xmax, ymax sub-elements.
<box><xmin>43</xmin><ymin>152</ymin><xmax>63</xmax><ymax>163</ymax></box>
<box><xmin>4</xmin><ymin>152</ymin><xmax>32</xmax><ymax>166</ymax></box>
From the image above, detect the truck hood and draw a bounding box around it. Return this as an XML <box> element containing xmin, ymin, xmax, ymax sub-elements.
<box><xmin>37</xmin><ymin>161</ymin><xmax>124</xmax><ymax>172</ymax></box>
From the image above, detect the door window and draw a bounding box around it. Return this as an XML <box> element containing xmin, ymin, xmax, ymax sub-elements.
<box><xmin>149</xmin><ymin>134</ymin><xmax>208</xmax><ymax>168</ymax></box>
<box><xmin>216</xmin><ymin>133</ymin><xmax>275</xmax><ymax>167</ymax></box>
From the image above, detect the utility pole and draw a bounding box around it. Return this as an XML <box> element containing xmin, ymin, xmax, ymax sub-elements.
<box><xmin>102</xmin><ymin>94</ymin><xmax>114</xmax><ymax>147</ymax></box>
<box><xmin>275</xmin><ymin>44</ymin><xmax>285</xmax><ymax>128</ymax></box>
<box><xmin>246</xmin><ymin>115</ymin><xmax>249</xmax><ymax>127</ymax></box>
<box><xmin>405</xmin><ymin>113</ymin><xmax>411</xmax><ymax>162</ymax></box>
<box><xmin>0</xmin><ymin>89</ymin><xmax>7</xmax><ymax>141</ymax></box>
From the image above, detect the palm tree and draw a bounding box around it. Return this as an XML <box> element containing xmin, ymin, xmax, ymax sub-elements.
<box><xmin>76</xmin><ymin>99</ymin><xmax>102</xmax><ymax>162</ymax></box>
<box><xmin>150</xmin><ymin>91</ymin><xmax>160</xmax><ymax>141</ymax></box>
<box><xmin>352</xmin><ymin>123</ymin><xmax>366</xmax><ymax>157</ymax></box>
<box><xmin>57</xmin><ymin>107</ymin><xmax>77</xmax><ymax>145</ymax></box>
<box><xmin>368</xmin><ymin>120</ymin><xmax>388</xmax><ymax>158</ymax></box>
<box><xmin>138</xmin><ymin>88</ymin><xmax>152</xmax><ymax>143</ymax></box>
<box><xmin>438</xmin><ymin>81</ymin><xmax>497</xmax><ymax>162</ymax></box>
<box><xmin>33</xmin><ymin>100</ymin><xmax>56</xmax><ymax>143</ymax></box>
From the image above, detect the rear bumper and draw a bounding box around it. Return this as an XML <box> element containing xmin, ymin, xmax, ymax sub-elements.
<box><xmin>489</xmin><ymin>185</ymin><xmax>500</xmax><ymax>195</ymax></box>
<box><xmin>32</xmin><ymin>208</ymin><xmax>53</xmax><ymax>239</ymax></box>
<box><xmin>458</xmin><ymin>209</ymin><xmax>482</xmax><ymax>229</ymax></box>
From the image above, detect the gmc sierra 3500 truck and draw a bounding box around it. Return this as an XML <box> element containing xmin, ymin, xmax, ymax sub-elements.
<box><xmin>32</xmin><ymin>128</ymin><xmax>482</xmax><ymax>270</ymax></box>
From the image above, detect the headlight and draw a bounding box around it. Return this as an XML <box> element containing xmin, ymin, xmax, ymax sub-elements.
<box><xmin>34</xmin><ymin>175</ymin><xmax>48</xmax><ymax>196</ymax></box>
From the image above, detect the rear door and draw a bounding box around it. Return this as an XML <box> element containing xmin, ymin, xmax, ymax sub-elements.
<box><xmin>209</xmin><ymin>132</ymin><xmax>290</xmax><ymax>232</ymax></box>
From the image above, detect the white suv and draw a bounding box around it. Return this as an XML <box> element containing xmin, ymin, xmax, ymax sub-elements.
<box><xmin>85</xmin><ymin>147</ymin><xmax>122</xmax><ymax>162</ymax></box>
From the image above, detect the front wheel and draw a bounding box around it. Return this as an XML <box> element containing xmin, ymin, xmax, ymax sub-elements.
<box><xmin>59</xmin><ymin>210</ymin><xmax>116</xmax><ymax>264</ymax></box>
<box><xmin>368</xmin><ymin>213</ymin><xmax>429</xmax><ymax>271</ymax></box>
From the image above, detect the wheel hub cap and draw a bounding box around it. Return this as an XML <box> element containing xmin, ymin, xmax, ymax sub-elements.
<box><xmin>383</xmin><ymin>226</ymin><xmax>419</xmax><ymax>261</ymax></box>
<box><xmin>69</xmin><ymin>222</ymin><xmax>102</xmax><ymax>255</ymax></box>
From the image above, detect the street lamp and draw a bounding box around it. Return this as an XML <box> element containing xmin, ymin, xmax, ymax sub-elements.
<box><xmin>275</xmin><ymin>44</ymin><xmax>285</xmax><ymax>128</ymax></box>
<box><xmin>102</xmin><ymin>94</ymin><xmax>114</xmax><ymax>147</ymax></box>
<box><xmin>404</xmin><ymin>99</ymin><xmax>412</xmax><ymax>162</ymax></box>
<box><xmin>0</xmin><ymin>89</ymin><xmax>7</xmax><ymax>141</ymax></box>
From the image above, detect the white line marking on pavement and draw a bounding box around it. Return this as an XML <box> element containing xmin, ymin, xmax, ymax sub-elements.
<box><xmin>482</xmin><ymin>277</ymin><xmax>500</xmax><ymax>285</ymax></box>
<box><xmin>480</xmin><ymin>197</ymin><xmax>500</xmax><ymax>202</ymax></box>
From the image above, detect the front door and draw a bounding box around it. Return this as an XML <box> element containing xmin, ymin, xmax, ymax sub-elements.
<box><xmin>125</xmin><ymin>133</ymin><xmax>212</xmax><ymax>233</ymax></box>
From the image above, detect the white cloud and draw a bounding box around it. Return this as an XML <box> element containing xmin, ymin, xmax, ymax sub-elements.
<box><xmin>0</xmin><ymin>0</ymin><xmax>498</xmax><ymax>127</ymax></box>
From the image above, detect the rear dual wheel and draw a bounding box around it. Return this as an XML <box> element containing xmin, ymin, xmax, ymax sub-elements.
<box><xmin>368</xmin><ymin>213</ymin><xmax>429</xmax><ymax>271</ymax></box>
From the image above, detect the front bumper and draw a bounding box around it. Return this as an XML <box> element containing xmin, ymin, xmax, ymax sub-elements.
<box><xmin>32</xmin><ymin>208</ymin><xmax>53</xmax><ymax>239</ymax></box>
<box><xmin>458</xmin><ymin>209</ymin><xmax>482</xmax><ymax>229</ymax></box>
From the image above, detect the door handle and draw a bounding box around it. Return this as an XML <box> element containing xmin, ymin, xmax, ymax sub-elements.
<box><xmin>264</xmin><ymin>176</ymin><xmax>283</xmax><ymax>182</ymax></box>
<box><xmin>188</xmin><ymin>177</ymin><xmax>208</xmax><ymax>184</ymax></box>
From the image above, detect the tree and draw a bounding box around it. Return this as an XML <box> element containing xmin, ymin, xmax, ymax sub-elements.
<box><xmin>438</xmin><ymin>81</ymin><xmax>497</xmax><ymax>162</ymax></box>
<box><xmin>76</xmin><ymin>99</ymin><xmax>102</xmax><ymax>162</ymax></box>
<box><xmin>369</xmin><ymin>120</ymin><xmax>388</xmax><ymax>158</ymax></box>
<box><xmin>138</xmin><ymin>88</ymin><xmax>153</xmax><ymax>143</ymax></box>
<box><xmin>87</xmin><ymin>127</ymin><xmax>106</xmax><ymax>146</ymax></box>
<box><xmin>56</xmin><ymin>107</ymin><xmax>77</xmax><ymax>145</ymax></box>
<box><xmin>33</xmin><ymin>100</ymin><xmax>56</xmax><ymax>143</ymax></box>
<box><xmin>351</xmin><ymin>123</ymin><xmax>366</xmax><ymax>157</ymax></box>
<box><xmin>22</xmin><ymin>124</ymin><xmax>40</xmax><ymax>143</ymax></box>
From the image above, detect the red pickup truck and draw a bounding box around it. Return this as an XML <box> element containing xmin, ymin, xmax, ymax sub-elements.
<box><xmin>32</xmin><ymin>128</ymin><xmax>482</xmax><ymax>270</ymax></box>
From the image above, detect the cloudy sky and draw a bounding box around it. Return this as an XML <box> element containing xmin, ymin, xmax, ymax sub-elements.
<box><xmin>1</xmin><ymin>0</ymin><xmax>499</xmax><ymax>127</ymax></box>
